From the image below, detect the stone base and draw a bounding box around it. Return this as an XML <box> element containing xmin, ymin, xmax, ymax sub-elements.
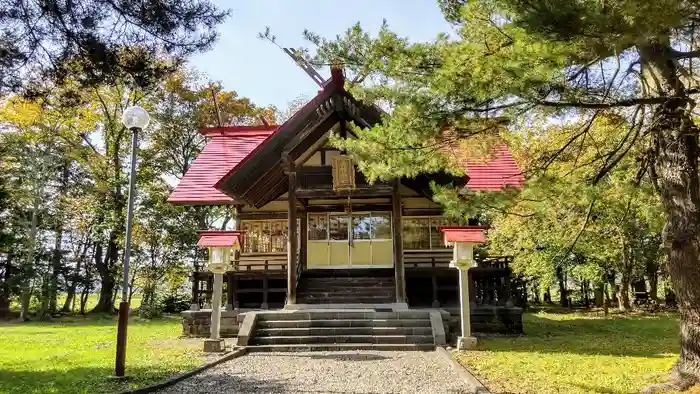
<box><xmin>457</xmin><ymin>336</ymin><xmax>478</xmax><ymax>350</ymax></box>
<box><xmin>181</xmin><ymin>309</ymin><xmax>240</xmax><ymax>338</ymax></box>
<box><xmin>203</xmin><ymin>338</ymin><xmax>226</xmax><ymax>353</ymax></box>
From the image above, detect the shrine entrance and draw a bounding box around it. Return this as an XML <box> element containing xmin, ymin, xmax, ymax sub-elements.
<box><xmin>307</xmin><ymin>212</ymin><xmax>393</xmax><ymax>269</ymax></box>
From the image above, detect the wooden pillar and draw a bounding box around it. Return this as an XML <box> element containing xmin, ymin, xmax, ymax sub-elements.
<box><xmin>262</xmin><ymin>276</ymin><xmax>269</xmax><ymax>309</ymax></box>
<box><xmin>431</xmin><ymin>271</ymin><xmax>440</xmax><ymax>308</ymax></box>
<box><xmin>287</xmin><ymin>169</ymin><xmax>298</xmax><ymax>305</ymax></box>
<box><xmin>228</xmin><ymin>206</ymin><xmax>241</xmax><ymax>311</ymax></box>
<box><xmin>392</xmin><ymin>180</ymin><xmax>406</xmax><ymax>304</ymax></box>
<box><xmin>226</xmin><ymin>273</ymin><xmax>234</xmax><ymax>310</ymax></box>
<box><xmin>300</xmin><ymin>212</ymin><xmax>308</xmax><ymax>270</ymax></box>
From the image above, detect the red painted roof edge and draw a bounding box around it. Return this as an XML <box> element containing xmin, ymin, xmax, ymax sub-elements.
<box><xmin>166</xmin><ymin>196</ymin><xmax>239</xmax><ymax>205</ymax></box>
<box><xmin>197</xmin><ymin>230</ymin><xmax>246</xmax><ymax>248</ymax></box>
<box><xmin>439</xmin><ymin>226</ymin><xmax>490</xmax><ymax>243</ymax></box>
<box><xmin>199</xmin><ymin>125</ymin><xmax>279</xmax><ymax>137</ymax></box>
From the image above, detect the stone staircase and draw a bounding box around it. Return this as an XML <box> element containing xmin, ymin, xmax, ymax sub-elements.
<box><xmin>244</xmin><ymin>310</ymin><xmax>440</xmax><ymax>352</ymax></box>
<box><xmin>297</xmin><ymin>270</ymin><xmax>396</xmax><ymax>304</ymax></box>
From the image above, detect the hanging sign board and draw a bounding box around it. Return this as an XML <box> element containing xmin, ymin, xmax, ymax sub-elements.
<box><xmin>332</xmin><ymin>155</ymin><xmax>356</xmax><ymax>192</ymax></box>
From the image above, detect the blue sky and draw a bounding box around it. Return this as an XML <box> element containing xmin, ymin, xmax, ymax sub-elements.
<box><xmin>189</xmin><ymin>0</ymin><xmax>453</xmax><ymax>111</ymax></box>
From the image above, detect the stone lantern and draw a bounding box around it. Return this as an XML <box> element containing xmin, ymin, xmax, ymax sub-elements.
<box><xmin>439</xmin><ymin>226</ymin><xmax>489</xmax><ymax>350</ymax></box>
<box><xmin>196</xmin><ymin>230</ymin><xmax>244</xmax><ymax>353</ymax></box>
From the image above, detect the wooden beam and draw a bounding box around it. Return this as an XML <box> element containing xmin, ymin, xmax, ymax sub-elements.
<box><xmin>238</xmin><ymin>212</ymin><xmax>288</xmax><ymax>220</ymax></box>
<box><xmin>296</xmin><ymin>185</ymin><xmax>394</xmax><ymax>199</ymax></box>
<box><xmin>287</xmin><ymin>169</ymin><xmax>298</xmax><ymax>305</ymax></box>
<box><xmin>403</xmin><ymin>208</ymin><xmax>444</xmax><ymax>217</ymax></box>
<box><xmin>305</xmin><ymin>204</ymin><xmax>392</xmax><ymax>212</ymax></box>
<box><xmin>392</xmin><ymin>180</ymin><xmax>406</xmax><ymax>304</ymax></box>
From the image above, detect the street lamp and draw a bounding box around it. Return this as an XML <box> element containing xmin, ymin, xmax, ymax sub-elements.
<box><xmin>114</xmin><ymin>105</ymin><xmax>150</xmax><ymax>378</ymax></box>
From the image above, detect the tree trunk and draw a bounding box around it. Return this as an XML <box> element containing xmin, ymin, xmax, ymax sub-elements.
<box><xmin>0</xmin><ymin>254</ymin><xmax>12</xmax><ymax>318</ymax></box>
<box><xmin>647</xmin><ymin>260</ymin><xmax>660</xmax><ymax>305</ymax></box>
<box><xmin>618</xmin><ymin>278</ymin><xmax>631</xmax><ymax>312</ymax></box>
<box><xmin>556</xmin><ymin>267</ymin><xmax>568</xmax><ymax>307</ymax></box>
<box><xmin>640</xmin><ymin>41</ymin><xmax>700</xmax><ymax>391</ymax></box>
<box><xmin>532</xmin><ymin>281</ymin><xmax>541</xmax><ymax>304</ymax></box>
<box><xmin>91</xmin><ymin>239</ymin><xmax>117</xmax><ymax>314</ymax></box>
<box><xmin>544</xmin><ymin>287</ymin><xmax>552</xmax><ymax>303</ymax></box>
<box><xmin>594</xmin><ymin>282</ymin><xmax>604</xmax><ymax>307</ymax></box>
<box><xmin>63</xmin><ymin>239</ymin><xmax>91</xmax><ymax>312</ymax></box>
<box><xmin>20</xmin><ymin>188</ymin><xmax>41</xmax><ymax>321</ymax></box>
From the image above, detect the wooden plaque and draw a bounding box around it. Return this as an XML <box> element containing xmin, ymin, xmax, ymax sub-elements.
<box><xmin>332</xmin><ymin>155</ymin><xmax>356</xmax><ymax>192</ymax></box>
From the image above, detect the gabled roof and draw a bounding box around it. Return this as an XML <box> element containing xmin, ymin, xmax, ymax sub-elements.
<box><xmin>167</xmin><ymin>126</ymin><xmax>278</xmax><ymax>205</ymax></box>
<box><xmin>214</xmin><ymin>72</ymin><xmax>346</xmax><ymax>208</ymax></box>
<box><xmin>168</xmin><ymin>66</ymin><xmax>524</xmax><ymax>207</ymax></box>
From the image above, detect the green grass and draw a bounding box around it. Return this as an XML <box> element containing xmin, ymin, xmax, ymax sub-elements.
<box><xmin>454</xmin><ymin>310</ymin><xmax>681</xmax><ymax>394</ymax></box>
<box><xmin>0</xmin><ymin>315</ymin><xmax>205</xmax><ymax>394</ymax></box>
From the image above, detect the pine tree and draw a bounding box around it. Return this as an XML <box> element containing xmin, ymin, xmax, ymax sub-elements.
<box><xmin>304</xmin><ymin>1</ymin><xmax>700</xmax><ymax>390</ymax></box>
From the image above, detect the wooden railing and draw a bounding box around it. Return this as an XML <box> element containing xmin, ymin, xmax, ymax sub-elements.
<box><xmin>404</xmin><ymin>249</ymin><xmax>453</xmax><ymax>269</ymax></box>
<box><xmin>231</xmin><ymin>253</ymin><xmax>287</xmax><ymax>274</ymax></box>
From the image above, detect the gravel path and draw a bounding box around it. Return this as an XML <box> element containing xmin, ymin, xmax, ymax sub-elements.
<box><xmin>158</xmin><ymin>350</ymin><xmax>472</xmax><ymax>394</ymax></box>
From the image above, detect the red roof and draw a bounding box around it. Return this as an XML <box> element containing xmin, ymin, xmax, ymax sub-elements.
<box><xmin>197</xmin><ymin>230</ymin><xmax>245</xmax><ymax>248</ymax></box>
<box><xmin>169</xmin><ymin>128</ymin><xmax>523</xmax><ymax>205</ymax></box>
<box><xmin>167</xmin><ymin>126</ymin><xmax>278</xmax><ymax>204</ymax></box>
<box><xmin>439</xmin><ymin>226</ymin><xmax>489</xmax><ymax>244</ymax></box>
<box><xmin>463</xmin><ymin>144</ymin><xmax>524</xmax><ymax>191</ymax></box>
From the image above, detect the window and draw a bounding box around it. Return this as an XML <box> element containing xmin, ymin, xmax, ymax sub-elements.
<box><xmin>402</xmin><ymin>216</ymin><xmax>457</xmax><ymax>250</ymax></box>
<box><xmin>352</xmin><ymin>214</ymin><xmax>372</xmax><ymax>240</ymax></box>
<box><xmin>308</xmin><ymin>214</ymin><xmax>328</xmax><ymax>241</ymax></box>
<box><xmin>329</xmin><ymin>214</ymin><xmax>349</xmax><ymax>240</ymax></box>
<box><xmin>309</xmin><ymin>213</ymin><xmax>393</xmax><ymax>241</ymax></box>
<box><xmin>240</xmin><ymin>219</ymin><xmax>299</xmax><ymax>253</ymax></box>
<box><xmin>371</xmin><ymin>213</ymin><xmax>392</xmax><ymax>240</ymax></box>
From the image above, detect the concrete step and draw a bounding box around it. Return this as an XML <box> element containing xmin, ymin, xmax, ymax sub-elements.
<box><xmin>250</xmin><ymin>334</ymin><xmax>434</xmax><ymax>345</ymax></box>
<box><xmin>246</xmin><ymin>343</ymin><xmax>435</xmax><ymax>352</ymax></box>
<box><xmin>255</xmin><ymin>311</ymin><xmax>432</xmax><ymax>321</ymax></box>
<box><xmin>256</xmin><ymin>318</ymin><xmax>432</xmax><ymax>329</ymax></box>
<box><xmin>298</xmin><ymin>296</ymin><xmax>395</xmax><ymax>304</ymax></box>
<box><xmin>255</xmin><ymin>326</ymin><xmax>433</xmax><ymax>337</ymax></box>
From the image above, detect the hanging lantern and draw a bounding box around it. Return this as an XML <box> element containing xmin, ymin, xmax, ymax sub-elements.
<box><xmin>332</xmin><ymin>155</ymin><xmax>356</xmax><ymax>192</ymax></box>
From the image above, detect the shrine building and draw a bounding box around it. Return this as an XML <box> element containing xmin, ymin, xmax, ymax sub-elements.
<box><xmin>168</xmin><ymin>67</ymin><xmax>526</xmax><ymax>348</ymax></box>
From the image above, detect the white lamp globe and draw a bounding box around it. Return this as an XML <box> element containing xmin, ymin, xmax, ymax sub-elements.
<box><xmin>122</xmin><ymin>106</ymin><xmax>150</xmax><ymax>129</ymax></box>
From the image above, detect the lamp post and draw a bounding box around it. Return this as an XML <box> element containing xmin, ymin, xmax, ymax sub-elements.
<box><xmin>440</xmin><ymin>226</ymin><xmax>488</xmax><ymax>351</ymax></box>
<box><xmin>114</xmin><ymin>105</ymin><xmax>150</xmax><ymax>378</ymax></box>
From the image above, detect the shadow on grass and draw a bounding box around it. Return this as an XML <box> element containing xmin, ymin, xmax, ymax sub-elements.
<box><xmin>0</xmin><ymin>365</ymin><xmax>190</xmax><ymax>394</ymax></box>
<box><xmin>476</xmin><ymin>313</ymin><xmax>679</xmax><ymax>358</ymax></box>
<box><xmin>0</xmin><ymin>365</ymin><xmax>330</xmax><ymax>394</ymax></box>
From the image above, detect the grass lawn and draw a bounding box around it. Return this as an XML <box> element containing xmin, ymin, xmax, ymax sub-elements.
<box><xmin>0</xmin><ymin>314</ymin><xmax>206</xmax><ymax>394</ymax></box>
<box><xmin>454</xmin><ymin>310</ymin><xmax>683</xmax><ymax>394</ymax></box>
